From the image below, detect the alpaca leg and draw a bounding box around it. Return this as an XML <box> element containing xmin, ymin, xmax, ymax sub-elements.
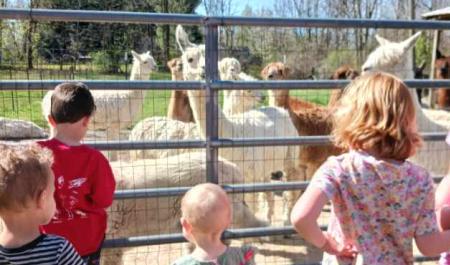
<box><xmin>262</xmin><ymin>191</ymin><xmax>275</xmax><ymax>224</ymax></box>
<box><xmin>105</xmin><ymin>125</ymin><xmax>121</xmax><ymax>161</ymax></box>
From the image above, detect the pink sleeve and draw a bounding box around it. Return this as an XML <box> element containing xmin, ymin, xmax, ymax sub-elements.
<box><xmin>90</xmin><ymin>152</ymin><xmax>116</xmax><ymax>208</ymax></box>
<box><xmin>415</xmin><ymin>170</ymin><xmax>439</xmax><ymax>236</ymax></box>
<box><xmin>310</xmin><ymin>157</ymin><xmax>341</xmax><ymax>201</ymax></box>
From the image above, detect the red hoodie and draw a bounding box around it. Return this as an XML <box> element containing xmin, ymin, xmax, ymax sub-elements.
<box><xmin>38</xmin><ymin>138</ymin><xmax>116</xmax><ymax>256</ymax></box>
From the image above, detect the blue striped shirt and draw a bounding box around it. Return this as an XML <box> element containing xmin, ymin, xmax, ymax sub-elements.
<box><xmin>0</xmin><ymin>234</ymin><xmax>84</xmax><ymax>265</ymax></box>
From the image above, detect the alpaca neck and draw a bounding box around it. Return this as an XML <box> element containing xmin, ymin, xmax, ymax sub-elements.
<box><xmin>171</xmin><ymin>71</ymin><xmax>183</xmax><ymax>81</ymax></box>
<box><xmin>268</xmin><ymin>90</ymin><xmax>289</xmax><ymax>109</ymax></box>
<box><xmin>188</xmin><ymin>90</ymin><xmax>230</xmax><ymax>139</ymax></box>
<box><xmin>130</xmin><ymin>63</ymin><xmax>151</xmax><ymax>81</ymax></box>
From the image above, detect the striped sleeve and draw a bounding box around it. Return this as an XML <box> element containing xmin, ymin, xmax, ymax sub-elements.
<box><xmin>56</xmin><ymin>240</ymin><xmax>85</xmax><ymax>265</ymax></box>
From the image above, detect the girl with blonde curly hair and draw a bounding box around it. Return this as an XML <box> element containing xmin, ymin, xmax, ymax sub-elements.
<box><xmin>291</xmin><ymin>72</ymin><xmax>450</xmax><ymax>265</ymax></box>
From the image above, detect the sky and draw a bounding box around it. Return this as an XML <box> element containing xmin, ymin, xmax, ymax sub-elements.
<box><xmin>195</xmin><ymin>0</ymin><xmax>274</xmax><ymax>15</ymax></box>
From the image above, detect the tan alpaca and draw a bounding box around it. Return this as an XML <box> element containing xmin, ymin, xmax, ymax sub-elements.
<box><xmin>262</xmin><ymin>62</ymin><xmax>342</xmax><ymax>180</ymax></box>
<box><xmin>166</xmin><ymin>57</ymin><xmax>194</xmax><ymax>123</ymax></box>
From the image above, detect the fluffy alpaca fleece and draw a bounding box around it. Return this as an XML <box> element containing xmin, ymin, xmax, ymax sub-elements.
<box><xmin>261</xmin><ymin>62</ymin><xmax>342</xmax><ymax>180</ymax></box>
<box><xmin>128</xmin><ymin>116</ymin><xmax>200</xmax><ymax>160</ymax></box>
<box><xmin>128</xmin><ymin>58</ymin><xmax>263</xmax><ymax>160</ymax></box>
<box><xmin>103</xmin><ymin>152</ymin><xmax>268</xmax><ymax>264</ymax></box>
<box><xmin>219</xmin><ymin>57</ymin><xmax>264</xmax><ymax>116</ymax></box>
<box><xmin>0</xmin><ymin>117</ymin><xmax>46</xmax><ymax>139</ymax></box>
<box><xmin>167</xmin><ymin>58</ymin><xmax>194</xmax><ymax>123</ymax></box>
<box><xmin>177</xmin><ymin>25</ymin><xmax>301</xmax><ymax>224</ymax></box>
<box><xmin>361</xmin><ymin>31</ymin><xmax>449</xmax><ymax>175</ymax></box>
<box><xmin>42</xmin><ymin>50</ymin><xmax>156</xmax><ymax>142</ymax></box>
<box><xmin>328</xmin><ymin>65</ymin><xmax>360</xmax><ymax>107</ymax></box>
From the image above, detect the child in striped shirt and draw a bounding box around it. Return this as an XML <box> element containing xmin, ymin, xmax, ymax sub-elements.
<box><xmin>0</xmin><ymin>143</ymin><xmax>84</xmax><ymax>265</ymax></box>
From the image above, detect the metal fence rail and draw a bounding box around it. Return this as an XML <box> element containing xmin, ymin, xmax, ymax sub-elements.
<box><xmin>1</xmin><ymin>8</ymin><xmax>448</xmax><ymax>264</ymax></box>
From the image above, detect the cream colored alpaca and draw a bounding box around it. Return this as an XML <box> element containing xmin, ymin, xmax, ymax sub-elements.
<box><xmin>42</xmin><ymin>50</ymin><xmax>156</xmax><ymax>141</ymax></box>
<box><xmin>103</xmin><ymin>152</ymin><xmax>267</xmax><ymax>264</ymax></box>
<box><xmin>177</xmin><ymin>25</ymin><xmax>301</xmax><ymax>224</ymax></box>
<box><xmin>361</xmin><ymin>32</ymin><xmax>449</xmax><ymax>175</ymax></box>
<box><xmin>219</xmin><ymin>57</ymin><xmax>263</xmax><ymax>116</ymax></box>
<box><xmin>0</xmin><ymin>117</ymin><xmax>46</xmax><ymax>139</ymax></box>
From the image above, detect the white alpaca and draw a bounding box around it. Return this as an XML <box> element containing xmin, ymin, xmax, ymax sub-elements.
<box><xmin>128</xmin><ymin>116</ymin><xmax>200</xmax><ymax>160</ymax></box>
<box><xmin>176</xmin><ymin>25</ymin><xmax>301</xmax><ymax>224</ymax></box>
<box><xmin>0</xmin><ymin>117</ymin><xmax>46</xmax><ymax>139</ymax></box>
<box><xmin>127</xmin><ymin>58</ymin><xmax>263</xmax><ymax>160</ymax></box>
<box><xmin>42</xmin><ymin>50</ymin><xmax>156</xmax><ymax>141</ymax></box>
<box><xmin>103</xmin><ymin>152</ymin><xmax>267</xmax><ymax>264</ymax></box>
<box><xmin>362</xmin><ymin>32</ymin><xmax>449</xmax><ymax>175</ymax></box>
<box><xmin>219</xmin><ymin>57</ymin><xmax>264</xmax><ymax>116</ymax></box>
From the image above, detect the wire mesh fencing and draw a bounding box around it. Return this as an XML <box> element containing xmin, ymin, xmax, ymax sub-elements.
<box><xmin>1</xmin><ymin>7</ymin><xmax>450</xmax><ymax>265</ymax></box>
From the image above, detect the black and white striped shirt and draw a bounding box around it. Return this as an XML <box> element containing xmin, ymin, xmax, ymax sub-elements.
<box><xmin>0</xmin><ymin>234</ymin><xmax>85</xmax><ymax>265</ymax></box>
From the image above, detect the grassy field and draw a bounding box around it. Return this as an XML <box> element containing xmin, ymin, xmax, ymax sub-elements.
<box><xmin>0</xmin><ymin>67</ymin><xmax>331</xmax><ymax>128</ymax></box>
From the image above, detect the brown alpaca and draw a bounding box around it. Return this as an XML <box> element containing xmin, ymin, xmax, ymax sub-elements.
<box><xmin>261</xmin><ymin>62</ymin><xmax>341</xmax><ymax>180</ymax></box>
<box><xmin>435</xmin><ymin>51</ymin><xmax>450</xmax><ymax>109</ymax></box>
<box><xmin>328</xmin><ymin>65</ymin><xmax>360</xmax><ymax>107</ymax></box>
<box><xmin>166</xmin><ymin>58</ymin><xmax>194</xmax><ymax>123</ymax></box>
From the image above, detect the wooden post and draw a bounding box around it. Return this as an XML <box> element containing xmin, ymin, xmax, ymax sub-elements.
<box><xmin>427</xmin><ymin>29</ymin><xmax>440</xmax><ymax>108</ymax></box>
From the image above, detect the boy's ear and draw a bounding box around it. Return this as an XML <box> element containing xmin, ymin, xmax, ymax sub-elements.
<box><xmin>81</xmin><ymin>116</ymin><xmax>91</xmax><ymax>127</ymax></box>
<box><xmin>47</xmin><ymin>115</ymin><xmax>57</xmax><ymax>127</ymax></box>
<box><xmin>36</xmin><ymin>189</ymin><xmax>47</xmax><ymax>209</ymax></box>
<box><xmin>180</xmin><ymin>217</ymin><xmax>192</xmax><ymax>232</ymax></box>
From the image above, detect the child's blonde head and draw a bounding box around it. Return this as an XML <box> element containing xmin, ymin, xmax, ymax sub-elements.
<box><xmin>181</xmin><ymin>183</ymin><xmax>231</xmax><ymax>233</ymax></box>
<box><xmin>0</xmin><ymin>143</ymin><xmax>53</xmax><ymax>212</ymax></box>
<box><xmin>332</xmin><ymin>71</ymin><xmax>421</xmax><ymax>161</ymax></box>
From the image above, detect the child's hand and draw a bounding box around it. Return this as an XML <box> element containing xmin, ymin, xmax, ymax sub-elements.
<box><xmin>320</xmin><ymin>232</ymin><xmax>358</xmax><ymax>258</ymax></box>
<box><xmin>439</xmin><ymin>204</ymin><xmax>450</xmax><ymax>231</ymax></box>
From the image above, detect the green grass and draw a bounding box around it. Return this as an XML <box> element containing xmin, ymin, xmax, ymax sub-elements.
<box><xmin>0</xmin><ymin>67</ymin><xmax>330</xmax><ymax>128</ymax></box>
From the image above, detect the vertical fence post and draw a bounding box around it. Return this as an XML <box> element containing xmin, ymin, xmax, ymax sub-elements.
<box><xmin>204</xmin><ymin>24</ymin><xmax>219</xmax><ymax>184</ymax></box>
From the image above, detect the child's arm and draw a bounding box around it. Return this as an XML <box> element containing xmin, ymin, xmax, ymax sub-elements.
<box><xmin>436</xmin><ymin>175</ymin><xmax>450</xmax><ymax>230</ymax></box>
<box><xmin>290</xmin><ymin>185</ymin><xmax>356</xmax><ymax>257</ymax></box>
<box><xmin>90</xmin><ymin>154</ymin><xmax>116</xmax><ymax>208</ymax></box>
<box><xmin>415</xmin><ymin>230</ymin><xmax>450</xmax><ymax>256</ymax></box>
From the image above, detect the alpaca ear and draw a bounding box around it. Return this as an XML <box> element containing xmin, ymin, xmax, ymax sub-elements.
<box><xmin>176</xmin><ymin>25</ymin><xmax>196</xmax><ymax>53</ymax></box>
<box><xmin>436</xmin><ymin>49</ymin><xmax>443</xmax><ymax>59</ymax></box>
<box><xmin>402</xmin><ymin>31</ymin><xmax>422</xmax><ymax>50</ymax></box>
<box><xmin>218</xmin><ymin>59</ymin><xmax>226</xmax><ymax>75</ymax></box>
<box><xmin>282</xmin><ymin>65</ymin><xmax>291</xmax><ymax>78</ymax></box>
<box><xmin>131</xmin><ymin>50</ymin><xmax>141</xmax><ymax>61</ymax></box>
<box><xmin>375</xmin><ymin>34</ymin><xmax>391</xmax><ymax>45</ymax></box>
<box><xmin>418</xmin><ymin>60</ymin><xmax>426</xmax><ymax>71</ymax></box>
<box><xmin>260</xmin><ymin>64</ymin><xmax>269</xmax><ymax>79</ymax></box>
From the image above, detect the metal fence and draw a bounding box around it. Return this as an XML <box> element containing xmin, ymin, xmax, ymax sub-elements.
<box><xmin>1</xmin><ymin>7</ymin><xmax>449</xmax><ymax>264</ymax></box>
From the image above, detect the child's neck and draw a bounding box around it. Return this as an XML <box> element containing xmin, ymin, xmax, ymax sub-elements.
<box><xmin>0</xmin><ymin>212</ymin><xmax>41</xmax><ymax>249</ymax></box>
<box><xmin>190</xmin><ymin>232</ymin><xmax>227</xmax><ymax>262</ymax></box>
<box><xmin>53</xmin><ymin>126</ymin><xmax>83</xmax><ymax>146</ymax></box>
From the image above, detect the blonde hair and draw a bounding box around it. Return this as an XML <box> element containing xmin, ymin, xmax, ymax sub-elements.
<box><xmin>181</xmin><ymin>183</ymin><xmax>231</xmax><ymax>233</ymax></box>
<box><xmin>332</xmin><ymin>71</ymin><xmax>421</xmax><ymax>161</ymax></box>
<box><xmin>0</xmin><ymin>143</ymin><xmax>53</xmax><ymax>211</ymax></box>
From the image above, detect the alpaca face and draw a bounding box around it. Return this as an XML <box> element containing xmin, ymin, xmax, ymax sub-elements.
<box><xmin>219</xmin><ymin>57</ymin><xmax>242</xmax><ymax>81</ymax></box>
<box><xmin>167</xmin><ymin>58</ymin><xmax>183</xmax><ymax>74</ymax></box>
<box><xmin>224</xmin><ymin>89</ymin><xmax>264</xmax><ymax>114</ymax></box>
<box><xmin>176</xmin><ymin>25</ymin><xmax>205</xmax><ymax>81</ymax></box>
<box><xmin>261</xmin><ymin>62</ymin><xmax>290</xmax><ymax>80</ymax></box>
<box><xmin>131</xmin><ymin>50</ymin><xmax>157</xmax><ymax>75</ymax></box>
<box><xmin>332</xmin><ymin>65</ymin><xmax>359</xmax><ymax>80</ymax></box>
<box><xmin>361</xmin><ymin>32</ymin><xmax>421</xmax><ymax>79</ymax></box>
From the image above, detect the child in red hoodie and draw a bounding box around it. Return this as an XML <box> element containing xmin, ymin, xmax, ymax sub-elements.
<box><xmin>38</xmin><ymin>82</ymin><xmax>116</xmax><ymax>265</ymax></box>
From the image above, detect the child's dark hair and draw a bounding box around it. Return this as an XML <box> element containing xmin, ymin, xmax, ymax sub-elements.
<box><xmin>0</xmin><ymin>143</ymin><xmax>53</xmax><ymax>211</ymax></box>
<box><xmin>50</xmin><ymin>82</ymin><xmax>96</xmax><ymax>123</ymax></box>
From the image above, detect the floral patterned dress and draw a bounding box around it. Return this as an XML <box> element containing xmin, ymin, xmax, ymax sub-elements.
<box><xmin>311</xmin><ymin>150</ymin><xmax>438</xmax><ymax>265</ymax></box>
